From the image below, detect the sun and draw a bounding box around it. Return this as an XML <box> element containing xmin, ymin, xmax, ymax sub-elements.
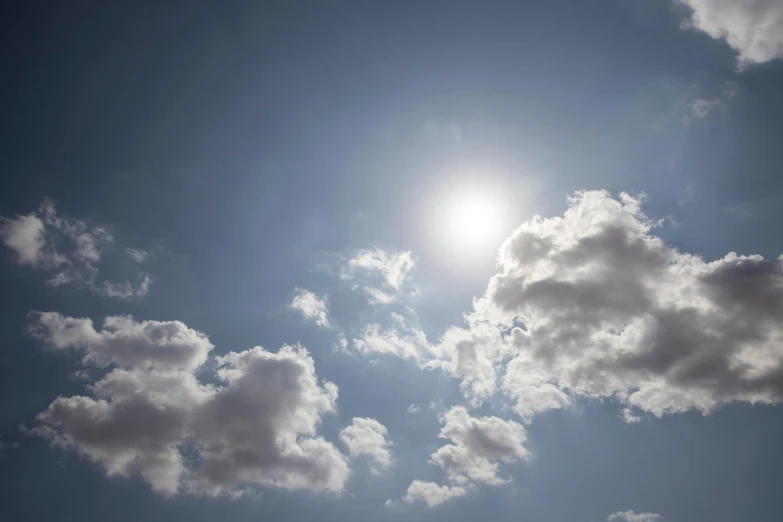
<box><xmin>439</xmin><ymin>188</ymin><xmax>505</xmax><ymax>254</ymax></box>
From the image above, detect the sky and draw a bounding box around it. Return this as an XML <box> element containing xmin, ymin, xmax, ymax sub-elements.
<box><xmin>1</xmin><ymin>1</ymin><xmax>783</xmax><ymax>521</ymax></box>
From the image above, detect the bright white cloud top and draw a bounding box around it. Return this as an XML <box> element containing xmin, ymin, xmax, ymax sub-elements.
<box><xmin>289</xmin><ymin>288</ymin><xmax>331</xmax><ymax>328</ymax></box>
<box><xmin>608</xmin><ymin>510</ymin><xmax>662</xmax><ymax>522</ymax></box>
<box><xmin>398</xmin><ymin>407</ymin><xmax>529</xmax><ymax>506</ymax></box>
<box><xmin>339</xmin><ymin>417</ymin><xmax>393</xmax><ymax>474</ymax></box>
<box><xmin>679</xmin><ymin>0</ymin><xmax>783</xmax><ymax>66</ymax></box>
<box><xmin>341</xmin><ymin>248</ymin><xmax>415</xmax><ymax>291</ymax></box>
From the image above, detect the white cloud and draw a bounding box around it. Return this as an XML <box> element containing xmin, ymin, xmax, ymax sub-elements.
<box><xmin>398</xmin><ymin>407</ymin><xmax>529</xmax><ymax>507</ymax></box>
<box><xmin>678</xmin><ymin>0</ymin><xmax>783</xmax><ymax>66</ymax></box>
<box><xmin>621</xmin><ymin>408</ymin><xmax>643</xmax><ymax>424</ymax></box>
<box><xmin>352</xmin><ymin>320</ymin><xmax>428</xmax><ymax>361</ymax></box>
<box><xmin>28</xmin><ymin>312</ymin><xmax>350</xmax><ymax>497</ymax></box>
<box><xmin>29</xmin><ymin>312</ymin><xmax>214</xmax><ymax>372</ymax></box>
<box><xmin>351</xmin><ymin>190</ymin><xmax>783</xmax><ymax>423</ymax></box>
<box><xmin>406</xmin><ymin>404</ymin><xmax>420</xmax><ymax>414</ymax></box>
<box><xmin>363</xmin><ymin>286</ymin><xmax>398</xmax><ymax>305</ymax></box>
<box><xmin>476</xmin><ymin>190</ymin><xmax>783</xmax><ymax>418</ymax></box>
<box><xmin>289</xmin><ymin>288</ymin><xmax>331</xmax><ymax>328</ymax></box>
<box><xmin>0</xmin><ymin>200</ymin><xmax>152</xmax><ymax>299</ymax></box>
<box><xmin>339</xmin><ymin>417</ymin><xmax>393</xmax><ymax>474</ymax></box>
<box><xmin>687</xmin><ymin>84</ymin><xmax>736</xmax><ymax>121</ymax></box>
<box><xmin>402</xmin><ymin>480</ymin><xmax>467</xmax><ymax>507</ymax></box>
<box><xmin>341</xmin><ymin>248</ymin><xmax>415</xmax><ymax>291</ymax></box>
<box><xmin>125</xmin><ymin>247</ymin><xmax>152</xmax><ymax>263</ymax></box>
<box><xmin>608</xmin><ymin>510</ymin><xmax>662</xmax><ymax>522</ymax></box>
<box><xmin>0</xmin><ymin>213</ymin><xmax>48</xmax><ymax>265</ymax></box>
<box><xmin>99</xmin><ymin>274</ymin><xmax>152</xmax><ymax>299</ymax></box>
<box><xmin>689</xmin><ymin>97</ymin><xmax>723</xmax><ymax>118</ymax></box>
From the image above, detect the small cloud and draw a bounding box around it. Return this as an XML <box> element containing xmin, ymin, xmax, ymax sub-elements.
<box><xmin>689</xmin><ymin>97</ymin><xmax>723</xmax><ymax>119</ymax></box>
<box><xmin>406</xmin><ymin>404</ymin><xmax>420</xmax><ymax>414</ymax></box>
<box><xmin>0</xmin><ymin>200</ymin><xmax>153</xmax><ymax>298</ymax></box>
<box><xmin>125</xmin><ymin>247</ymin><xmax>152</xmax><ymax>263</ymax></box>
<box><xmin>621</xmin><ymin>408</ymin><xmax>642</xmax><ymax>424</ymax></box>
<box><xmin>608</xmin><ymin>510</ymin><xmax>662</xmax><ymax>522</ymax></box>
<box><xmin>341</xmin><ymin>248</ymin><xmax>416</xmax><ymax>291</ymax></box>
<box><xmin>289</xmin><ymin>288</ymin><xmax>331</xmax><ymax>328</ymax></box>
<box><xmin>339</xmin><ymin>417</ymin><xmax>393</xmax><ymax>475</ymax></box>
<box><xmin>364</xmin><ymin>286</ymin><xmax>397</xmax><ymax>305</ymax></box>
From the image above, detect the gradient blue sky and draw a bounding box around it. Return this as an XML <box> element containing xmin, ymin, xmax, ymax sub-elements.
<box><xmin>1</xmin><ymin>2</ymin><xmax>783</xmax><ymax>521</ymax></box>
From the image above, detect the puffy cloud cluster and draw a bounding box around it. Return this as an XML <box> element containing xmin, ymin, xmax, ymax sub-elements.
<box><xmin>481</xmin><ymin>190</ymin><xmax>783</xmax><ymax>418</ymax></box>
<box><xmin>350</xmin><ymin>191</ymin><xmax>783</xmax><ymax>423</ymax></box>
<box><xmin>28</xmin><ymin>312</ymin><xmax>355</xmax><ymax>497</ymax></box>
<box><xmin>400</xmin><ymin>407</ymin><xmax>529</xmax><ymax>507</ymax></box>
<box><xmin>339</xmin><ymin>417</ymin><xmax>393</xmax><ymax>474</ymax></box>
<box><xmin>289</xmin><ymin>288</ymin><xmax>331</xmax><ymax>328</ymax></box>
<box><xmin>678</xmin><ymin>0</ymin><xmax>783</xmax><ymax>66</ymax></box>
<box><xmin>608</xmin><ymin>510</ymin><xmax>662</xmax><ymax>522</ymax></box>
<box><xmin>0</xmin><ymin>200</ymin><xmax>150</xmax><ymax>298</ymax></box>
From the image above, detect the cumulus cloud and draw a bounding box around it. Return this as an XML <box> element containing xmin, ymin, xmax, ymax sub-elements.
<box><xmin>350</xmin><ymin>190</ymin><xmax>783</xmax><ymax>423</ymax></box>
<box><xmin>475</xmin><ymin>190</ymin><xmax>783</xmax><ymax>418</ymax></box>
<box><xmin>339</xmin><ymin>417</ymin><xmax>393</xmax><ymax>474</ymax></box>
<box><xmin>28</xmin><ymin>312</ymin><xmax>351</xmax><ymax>497</ymax></box>
<box><xmin>608</xmin><ymin>510</ymin><xmax>662</xmax><ymax>522</ymax></box>
<box><xmin>0</xmin><ymin>213</ymin><xmax>48</xmax><ymax>265</ymax></box>
<box><xmin>352</xmin><ymin>315</ymin><xmax>428</xmax><ymax>361</ymax></box>
<box><xmin>341</xmin><ymin>248</ymin><xmax>415</xmax><ymax>291</ymax></box>
<box><xmin>0</xmin><ymin>200</ymin><xmax>151</xmax><ymax>298</ymax></box>
<box><xmin>399</xmin><ymin>407</ymin><xmax>529</xmax><ymax>507</ymax></box>
<box><xmin>289</xmin><ymin>288</ymin><xmax>331</xmax><ymax>328</ymax></box>
<box><xmin>402</xmin><ymin>480</ymin><xmax>467</xmax><ymax>507</ymax></box>
<box><xmin>678</xmin><ymin>0</ymin><xmax>783</xmax><ymax>66</ymax></box>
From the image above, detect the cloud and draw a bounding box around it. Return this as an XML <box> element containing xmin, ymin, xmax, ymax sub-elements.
<box><xmin>352</xmin><ymin>318</ymin><xmax>428</xmax><ymax>361</ymax></box>
<box><xmin>402</xmin><ymin>480</ymin><xmax>467</xmax><ymax>507</ymax></box>
<box><xmin>608</xmin><ymin>510</ymin><xmax>662</xmax><ymax>522</ymax></box>
<box><xmin>0</xmin><ymin>213</ymin><xmax>48</xmax><ymax>265</ymax></box>
<box><xmin>689</xmin><ymin>97</ymin><xmax>723</xmax><ymax>118</ymax></box>
<box><xmin>125</xmin><ymin>247</ymin><xmax>152</xmax><ymax>263</ymax></box>
<box><xmin>363</xmin><ymin>286</ymin><xmax>398</xmax><ymax>305</ymax></box>
<box><xmin>0</xmin><ymin>437</ymin><xmax>20</xmax><ymax>454</ymax></box>
<box><xmin>29</xmin><ymin>312</ymin><xmax>214</xmax><ymax>372</ymax></box>
<box><xmin>621</xmin><ymin>408</ymin><xmax>643</xmax><ymax>424</ymax></box>
<box><xmin>350</xmin><ymin>190</ymin><xmax>783</xmax><ymax>422</ymax></box>
<box><xmin>686</xmin><ymin>84</ymin><xmax>736</xmax><ymax>121</ymax></box>
<box><xmin>289</xmin><ymin>288</ymin><xmax>331</xmax><ymax>328</ymax></box>
<box><xmin>0</xmin><ymin>200</ymin><xmax>151</xmax><ymax>299</ymax></box>
<box><xmin>339</xmin><ymin>417</ymin><xmax>393</xmax><ymax>474</ymax></box>
<box><xmin>341</xmin><ymin>249</ymin><xmax>416</xmax><ymax>291</ymax></box>
<box><xmin>27</xmin><ymin>312</ymin><xmax>350</xmax><ymax>497</ymax></box>
<box><xmin>99</xmin><ymin>274</ymin><xmax>152</xmax><ymax>299</ymax></box>
<box><xmin>406</xmin><ymin>404</ymin><xmax>420</xmax><ymax>414</ymax></box>
<box><xmin>678</xmin><ymin>0</ymin><xmax>783</xmax><ymax>66</ymax></box>
<box><xmin>476</xmin><ymin>190</ymin><xmax>783</xmax><ymax>418</ymax></box>
<box><xmin>399</xmin><ymin>407</ymin><xmax>529</xmax><ymax>507</ymax></box>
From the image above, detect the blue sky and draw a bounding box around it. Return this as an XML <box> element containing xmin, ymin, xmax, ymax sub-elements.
<box><xmin>1</xmin><ymin>1</ymin><xmax>783</xmax><ymax>521</ymax></box>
